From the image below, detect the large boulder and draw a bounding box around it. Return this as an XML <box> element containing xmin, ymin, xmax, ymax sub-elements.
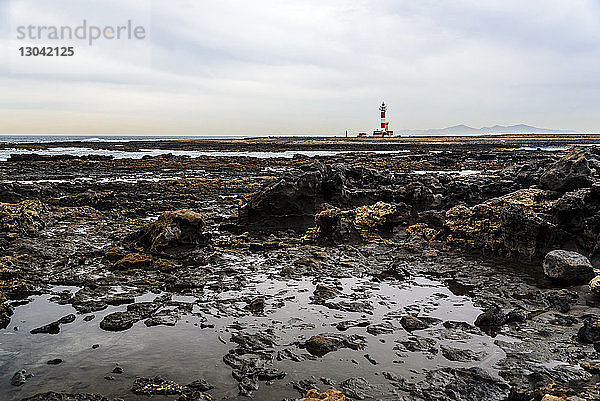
<box><xmin>239</xmin><ymin>163</ymin><xmax>330</xmax><ymax>226</ymax></box>
<box><xmin>134</xmin><ymin>209</ymin><xmax>210</xmax><ymax>252</ymax></box>
<box><xmin>303</xmin><ymin>202</ymin><xmax>408</xmax><ymax>245</ymax></box>
<box><xmin>548</xmin><ymin>186</ymin><xmax>600</xmax><ymax>265</ymax></box>
<box><xmin>239</xmin><ymin>162</ymin><xmax>426</xmax><ymax>228</ymax></box>
<box><xmin>444</xmin><ymin>185</ymin><xmax>600</xmax><ymax>262</ymax></box>
<box><xmin>353</xmin><ymin>201</ymin><xmax>409</xmax><ymax>233</ymax></box>
<box><xmin>542</xmin><ymin>250</ymin><xmax>594</xmax><ymax>283</ymax></box>
<box><xmin>438</xmin><ymin>149</ymin><xmax>600</xmax><ymax>263</ymax></box>
<box><xmin>540</xmin><ymin>147</ymin><xmax>600</xmax><ymax>192</ymax></box>
<box><xmin>303</xmin><ymin>205</ymin><xmax>361</xmax><ymax>245</ymax></box>
<box><xmin>444</xmin><ymin>189</ymin><xmax>564</xmax><ymax>260</ymax></box>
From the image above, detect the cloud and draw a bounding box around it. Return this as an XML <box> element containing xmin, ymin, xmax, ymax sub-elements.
<box><xmin>1</xmin><ymin>0</ymin><xmax>599</xmax><ymax>134</ymax></box>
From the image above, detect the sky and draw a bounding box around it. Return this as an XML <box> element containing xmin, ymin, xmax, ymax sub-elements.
<box><xmin>0</xmin><ymin>0</ymin><xmax>599</xmax><ymax>136</ymax></box>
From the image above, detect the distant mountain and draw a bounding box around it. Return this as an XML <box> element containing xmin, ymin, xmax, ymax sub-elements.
<box><xmin>397</xmin><ymin>124</ymin><xmax>570</xmax><ymax>136</ymax></box>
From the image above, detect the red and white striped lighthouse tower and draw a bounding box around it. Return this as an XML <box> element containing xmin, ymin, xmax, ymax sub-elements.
<box><xmin>371</xmin><ymin>101</ymin><xmax>393</xmax><ymax>137</ymax></box>
<box><xmin>380</xmin><ymin>102</ymin><xmax>388</xmax><ymax>132</ymax></box>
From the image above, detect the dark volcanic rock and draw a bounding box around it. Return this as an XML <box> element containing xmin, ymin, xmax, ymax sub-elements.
<box><xmin>474</xmin><ymin>306</ymin><xmax>506</xmax><ymax>328</ymax></box>
<box><xmin>0</xmin><ymin>291</ymin><xmax>14</xmax><ymax>329</ymax></box>
<box><xmin>353</xmin><ymin>201</ymin><xmax>409</xmax><ymax>231</ymax></box>
<box><xmin>366</xmin><ymin>322</ymin><xmax>396</xmax><ymax>335</ymax></box>
<box><xmin>230</xmin><ymin>331</ymin><xmax>276</xmax><ymax>351</ymax></box>
<box><xmin>313</xmin><ymin>284</ymin><xmax>338</xmax><ymax>302</ymax></box>
<box><xmin>292</xmin><ymin>379</ymin><xmax>322</xmax><ymax>395</ymax></box>
<box><xmin>543</xmin><ymin>289</ymin><xmax>579</xmax><ymax>313</ymax></box>
<box><xmin>413</xmin><ymin>367</ymin><xmax>510</xmax><ymax>400</ymax></box>
<box><xmin>99</xmin><ymin>301</ymin><xmax>162</xmax><ymax>332</ymax></box>
<box><xmin>22</xmin><ymin>392</ymin><xmax>124</xmax><ymax>401</ymax></box>
<box><xmin>577</xmin><ymin>317</ymin><xmax>600</xmax><ymax>343</ymax></box>
<box><xmin>323</xmin><ymin>299</ymin><xmax>373</xmax><ymax>314</ymax></box>
<box><xmin>134</xmin><ymin>209</ymin><xmax>211</xmax><ymax>252</ymax></box>
<box><xmin>400</xmin><ymin>315</ymin><xmax>430</xmax><ymax>332</ymax></box>
<box><xmin>223</xmin><ymin>330</ymin><xmax>286</xmax><ymax>397</ymax></box>
<box><xmin>304</xmin><ymin>201</ymin><xmax>408</xmax><ymax>245</ymax></box>
<box><xmin>505</xmin><ymin>309</ymin><xmax>528</xmax><ymax>324</ymax></box>
<box><xmin>339</xmin><ymin>377</ymin><xmax>372</xmax><ymax>400</ymax></box>
<box><xmin>223</xmin><ymin>352</ymin><xmax>285</xmax><ymax>397</ymax></box>
<box><xmin>245</xmin><ymin>297</ymin><xmax>265</xmax><ymax>314</ymax></box>
<box><xmin>74</xmin><ymin>301</ymin><xmax>108</xmax><ymax>314</ymax></box>
<box><xmin>440</xmin><ymin>170</ymin><xmax>600</xmax><ymax>264</ymax></box>
<box><xmin>440</xmin><ymin>345</ymin><xmax>485</xmax><ymax>362</ymax></box>
<box><xmin>99</xmin><ymin>312</ymin><xmax>137</xmax><ymax>332</ymax></box>
<box><xmin>304</xmin><ymin>333</ymin><xmax>366</xmax><ymax>356</ymax></box>
<box><xmin>30</xmin><ymin>314</ymin><xmax>76</xmax><ymax>334</ymax></box>
<box><xmin>186</xmin><ymin>379</ymin><xmax>214</xmax><ymax>391</ymax></box>
<box><xmin>305</xmin><ymin>205</ymin><xmax>362</xmax><ymax>244</ymax></box>
<box><xmin>336</xmin><ymin>319</ymin><xmax>370</xmax><ymax>331</ymax></box>
<box><xmin>257</xmin><ymin>369</ymin><xmax>286</xmax><ymax>381</ymax></box>
<box><xmin>240</xmin><ymin>163</ymin><xmax>329</xmax><ymax>225</ymax></box>
<box><xmin>540</xmin><ymin>147</ymin><xmax>600</xmax><ymax>192</ymax></box>
<box><xmin>11</xmin><ymin>369</ymin><xmax>33</xmax><ymax>386</ymax></box>
<box><xmin>444</xmin><ymin>189</ymin><xmax>564</xmax><ymax>260</ymax></box>
<box><xmin>126</xmin><ymin>301</ymin><xmax>161</xmax><ymax>317</ymax></box>
<box><xmin>376</xmin><ymin>264</ymin><xmax>410</xmax><ymax>281</ymax></box>
<box><xmin>543</xmin><ymin>250</ymin><xmax>594</xmax><ymax>283</ymax></box>
<box><xmin>240</xmin><ymin>162</ymin><xmax>420</xmax><ymax>228</ymax></box>
<box><xmin>304</xmin><ymin>335</ymin><xmax>344</xmax><ymax>355</ymax></box>
<box><xmin>305</xmin><ymin>202</ymin><xmax>410</xmax><ymax>245</ymax></box>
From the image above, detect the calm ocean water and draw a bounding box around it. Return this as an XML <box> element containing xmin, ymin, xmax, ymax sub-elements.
<box><xmin>0</xmin><ymin>134</ymin><xmax>576</xmax><ymax>162</ymax></box>
<box><xmin>0</xmin><ymin>135</ymin><xmax>243</xmax><ymax>143</ymax></box>
<box><xmin>0</xmin><ymin>134</ymin><xmax>413</xmax><ymax>161</ymax></box>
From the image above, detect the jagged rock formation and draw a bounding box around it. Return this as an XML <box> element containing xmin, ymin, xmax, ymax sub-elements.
<box><xmin>132</xmin><ymin>209</ymin><xmax>211</xmax><ymax>252</ymax></box>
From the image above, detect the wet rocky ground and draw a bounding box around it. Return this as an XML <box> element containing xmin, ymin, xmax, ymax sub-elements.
<box><xmin>3</xmin><ymin>137</ymin><xmax>600</xmax><ymax>400</ymax></box>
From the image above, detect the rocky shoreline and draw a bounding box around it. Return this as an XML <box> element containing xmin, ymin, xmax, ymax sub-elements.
<box><xmin>3</xmin><ymin>137</ymin><xmax>600</xmax><ymax>400</ymax></box>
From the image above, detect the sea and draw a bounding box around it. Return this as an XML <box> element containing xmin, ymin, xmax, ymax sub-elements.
<box><xmin>0</xmin><ymin>135</ymin><xmax>415</xmax><ymax>161</ymax></box>
<box><xmin>0</xmin><ymin>135</ymin><xmax>242</xmax><ymax>143</ymax></box>
<box><xmin>0</xmin><ymin>134</ymin><xmax>576</xmax><ymax>161</ymax></box>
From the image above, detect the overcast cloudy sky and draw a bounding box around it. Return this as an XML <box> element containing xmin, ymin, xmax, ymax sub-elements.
<box><xmin>1</xmin><ymin>0</ymin><xmax>599</xmax><ymax>135</ymax></box>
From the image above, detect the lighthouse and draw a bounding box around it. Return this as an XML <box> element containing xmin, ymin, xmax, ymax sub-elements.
<box><xmin>380</xmin><ymin>102</ymin><xmax>388</xmax><ymax>132</ymax></box>
<box><xmin>373</xmin><ymin>101</ymin><xmax>393</xmax><ymax>137</ymax></box>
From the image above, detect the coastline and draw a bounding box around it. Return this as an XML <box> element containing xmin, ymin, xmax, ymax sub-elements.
<box><xmin>1</xmin><ymin>136</ymin><xmax>600</xmax><ymax>400</ymax></box>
